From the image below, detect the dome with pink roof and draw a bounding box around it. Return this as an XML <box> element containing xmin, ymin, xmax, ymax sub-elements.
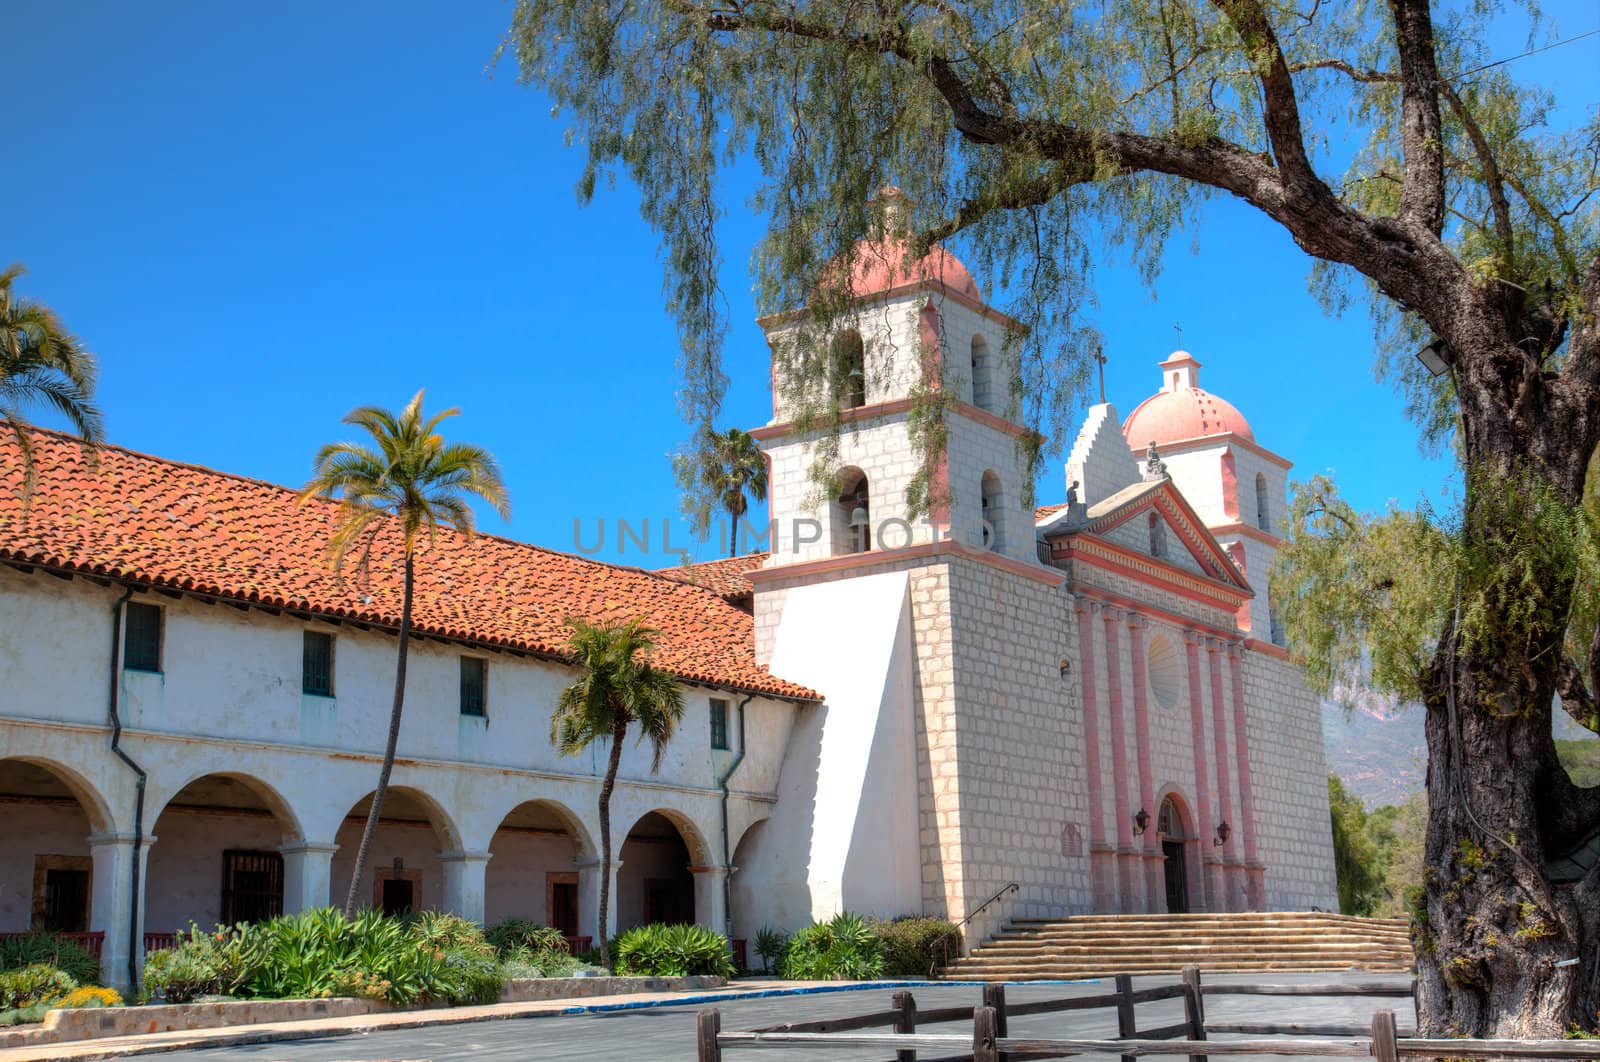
<box><xmin>1121</xmin><ymin>351</ymin><xmax>1254</xmax><ymax>446</ymax></box>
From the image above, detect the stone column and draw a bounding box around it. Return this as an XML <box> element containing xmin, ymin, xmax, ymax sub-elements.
<box><xmin>577</xmin><ymin>857</ymin><xmax>622</xmax><ymax>942</ymax></box>
<box><xmin>1101</xmin><ymin>607</ymin><xmax>1137</xmax><ymax>912</ymax></box>
<box><xmin>438</xmin><ymin>850</ymin><xmax>494</xmax><ymax>924</ymax></box>
<box><xmin>1227</xmin><ymin>643</ymin><xmax>1266</xmax><ymax>910</ymax></box>
<box><xmin>1074</xmin><ymin>595</ymin><xmax>1115</xmax><ymax>912</ymax></box>
<box><xmin>279</xmin><ymin>841</ymin><xmax>340</xmax><ymax>914</ymax></box>
<box><xmin>689</xmin><ymin>865</ymin><xmax>730</xmax><ymax>935</ymax></box>
<box><xmin>88</xmin><ymin>831</ymin><xmax>151</xmax><ymax>995</ymax></box>
<box><xmin>1126</xmin><ymin>614</ymin><xmax>1164</xmax><ymax>912</ymax></box>
<box><xmin>1207</xmin><ymin>639</ymin><xmax>1240</xmax><ymax>912</ymax></box>
<box><xmin>1182</xmin><ymin>633</ymin><xmax>1219</xmax><ymax>912</ymax></box>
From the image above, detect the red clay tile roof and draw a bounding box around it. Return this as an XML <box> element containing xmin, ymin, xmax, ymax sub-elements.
<box><xmin>1035</xmin><ymin>502</ymin><xmax>1069</xmax><ymax>521</ymax></box>
<box><xmin>0</xmin><ymin>429</ymin><xmax>818</xmax><ymax>701</ymax></box>
<box><xmin>654</xmin><ymin>553</ymin><xmax>769</xmax><ymax>601</ymax></box>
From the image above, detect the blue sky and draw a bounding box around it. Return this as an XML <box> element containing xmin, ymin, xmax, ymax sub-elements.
<box><xmin>8</xmin><ymin>1</ymin><xmax>1597</xmax><ymax>566</ymax></box>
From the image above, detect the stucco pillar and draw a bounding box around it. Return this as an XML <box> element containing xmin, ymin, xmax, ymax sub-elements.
<box><xmin>577</xmin><ymin>857</ymin><xmax>622</xmax><ymax>941</ymax></box>
<box><xmin>1100</xmin><ymin>607</ymin><xmax>1136</xmax><ymax>913</ymax></box>
<box><xmin>1207</xmin><ymin>640</ymin><xmax>1241</xmax><ymax>912</ymax></box>
<box><xmin>88</xmin><ymin>831</ymin><xmax>151</xmax><ymax>995</ymax></box>
<box><xmin>279</xmin><ymin>841</ymin><xmax>339</xmax><ymax>914</ymax></box>
<box><xmin>1074</xmin><ymin>595</ymin><xmax>1114</xmax><ymax>912</ymax></box>
<box><xmin>1227</xmin><ymin>643</ymin><xmax>1266</xmax><ymax>910</ymax></box>
<box><xmin>690</xmin><ymin>865</ymin><xmax>730</xmax><ymax>935</ymax></box>
<box><xmin>438</xmin><ymin>850</ymin><xmax>493</xmax><ymax>925</ymax></box>
<box><xmin>1182</xmin><ymin>633</ymin><xmax>1219</xmax><ymax>912</ymax></box>
<box><xmin>1126</xmin><ymin>614</ymin><xmax>1163</xmax><ymax>913</ymax></box>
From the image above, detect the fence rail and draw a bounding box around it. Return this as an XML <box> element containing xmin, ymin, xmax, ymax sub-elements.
<box><xmin>695</xmin><ymin>965</ymin><xmax>1600</xmax><ymax>1061</ymax></box>
<box><xmin>0</xmin><ymin>930</ymin><xmax>105</xmax><ymax>958</ymax></box>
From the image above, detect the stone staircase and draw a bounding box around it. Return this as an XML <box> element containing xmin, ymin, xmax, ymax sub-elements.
<box><xmin>944</xmin><ymin>912</ymin><xmax>1414</xmax><ymax>981</ymax></box>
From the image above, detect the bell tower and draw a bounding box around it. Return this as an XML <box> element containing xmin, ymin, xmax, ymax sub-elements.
<box><xmin>750</xmin><ymin>192</ymin><xmax>1036</xmax><ymax>569</ymax></box>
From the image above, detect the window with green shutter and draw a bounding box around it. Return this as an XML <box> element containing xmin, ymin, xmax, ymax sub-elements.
<box><xmin>710</xmin><ymin>698</ymin><xmax>730</xmax><ymax>750</ymax></box>
<box><xmin>302</xmin><ymin>631</ymin><xmax>334</xmax><ymax>696</ymax></box>
<box><xmin>460</xmin><ymin>656</ymin><xmax>487</xmax><ymax>717</ymax></box>
<box><xmin>124</xmin><ymin>602</ymin><xmax>162</xmax><ymax>672</ymax></box>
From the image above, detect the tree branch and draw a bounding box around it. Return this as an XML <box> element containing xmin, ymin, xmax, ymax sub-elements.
<box><xmin>1388</xmin><ymin>0</ymin><xmax>1446</xmax><ymax>235</ymax></box>
<box><xmin>1438</xmin><ymin>81</ymin><xmax>1514</xmax><ymax>263</ymax></box>
<box><xmin>1556</xmin><ymin>655</ymin><xmax>1600</xmax><ymax>734</ymax></box>
<box><xmin>1286</xmin><ymin>57</ymin><xmax>1398</xmax><ymax>83</ymax></box>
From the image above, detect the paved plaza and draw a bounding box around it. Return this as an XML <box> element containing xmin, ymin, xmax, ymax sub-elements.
<box><xmin>136</xmin><ymin>973</ymin><xmax>1414</xmax><ymax>1062</ymax></box>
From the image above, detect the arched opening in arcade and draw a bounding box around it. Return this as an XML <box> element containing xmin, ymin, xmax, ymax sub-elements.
<box><xmin>145</xmin><ymin>774</ymin><xmax>303</xmax><ymax>943</ymax></box>
<box><xmin>332</xmin><ymin>788</ymin><xmax>458</xmax><ymax>917</ymax></box>
<box><xmin>0</xmin><ymin>758</ymin><xmax>110</xmax><ymax>944</ymax></box>
<box><xmin>1156</xmin><ymin>793</ymin><xmax>1198</xmax><ymax>914</ymax></box>
<box><xmin>617</xmin><ymin>811</ymin><xmax>702</xmax><ymax>930</ymax></box>
<box><xmin>485</xmin><ymin>799</ymin><xmax>594</xmax><ymax>949</ymax></box>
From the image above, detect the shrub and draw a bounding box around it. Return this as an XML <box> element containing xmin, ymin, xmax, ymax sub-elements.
<box><xmin>778</xmin><ymin>913</ymin><xmax>885</xmax><ymax>981</ymax></box>
<box><xmin>0</xmin><ymin>1003</ymin><xmax>51</xmax><ymax>1027</ymax></box>
<box><xmin>872</xmin><ymin>917</ymin><xmax>962</xmax><ymax>977</ymax></box>
<box><xmin>142</xmin><ymin>926</ymin><xmax>250</xmax><ymax>1003</ymax></box>
<box><xmin>612</xmin><ymin>924</ymin><xmax>733</xmax><ymax>978</ymax></box>
<box><xmin>485</xmin><ymin>918</ymin><xmax>570</xmax><ymax>958</ymax></box>
<box><xmin>0</xmin><ymin>933</ymin><xmax>101</xmax><ymax>987</ymax></box>
<box><xmin>753</xmin><ymin>926</ymin><xmax>788</xmax><ymax>973</ymax></box>
<box><xmin>0</xmin><ymin>964</ymin><xmax>76</xmax><ymax>1009</ymax></box>
<box><xmin>55</xmin><ymin>985</ymin><xmax>124</xmax><ymax>1009</ymax></box>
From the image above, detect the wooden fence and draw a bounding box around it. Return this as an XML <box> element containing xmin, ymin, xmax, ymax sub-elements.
<box><xmin>695</xmin><ymin>966</ymin><xmax>1600</xmax><ymax>1061</ymax></box>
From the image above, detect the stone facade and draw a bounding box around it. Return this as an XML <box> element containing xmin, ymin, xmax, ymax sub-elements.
<box><xmin>751</xmin><ymin>245</ymin><xmax>1338</xmax><ymax>932</ymax></box>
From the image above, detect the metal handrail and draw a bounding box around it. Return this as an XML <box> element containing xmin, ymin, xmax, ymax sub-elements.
<box><xmin>932</xmin><ymin>881</ymin><xmax>1020</xmax><ymax>977</ymax></box>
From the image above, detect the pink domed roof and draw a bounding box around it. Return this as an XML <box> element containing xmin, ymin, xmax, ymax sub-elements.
<box><xmin>1121</xmin><ymin>352</ymin><xmax>1254</xmax><ymax>446</ymax></box>
<box><xmin>847</xmin><ymin>238</ymin><xmax>983</xmax><ymax>302</ymax></box>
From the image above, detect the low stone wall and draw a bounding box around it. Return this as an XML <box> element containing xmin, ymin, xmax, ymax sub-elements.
<box><xmin>0</xmin><ymin>976</ymin><xmax>729</xmax><ymax>1050</ymax></box>
<box><xmin>500</xmin><ymin>974</ymin><xmax>726</xmax><ymax>1002</ymax></box>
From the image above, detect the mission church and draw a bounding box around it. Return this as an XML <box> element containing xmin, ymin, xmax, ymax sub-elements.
<box><xmin>0</xmin><ymin>219</ymin><xmax>1336</xmax><ymax>990</ymax></box>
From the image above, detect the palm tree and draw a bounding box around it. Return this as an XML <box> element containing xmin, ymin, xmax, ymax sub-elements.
<box><xmin>551</xmin><ymin>618</ymin><xmax>684</xmax><ymax>965</ymax></box>
<box><xmin>702</xmin><ymin>427</ymin><xmax>768</xmax><ymax>557</ymax></box>
<box><xmin>301</xmin><ymin>389</ymin><xmax>510</xmax><ymax>916</ymax></box>
<box><xmin>1</xmin><ymin>263</ymin><xmax>103</xmax><ymax>493</ymax></box>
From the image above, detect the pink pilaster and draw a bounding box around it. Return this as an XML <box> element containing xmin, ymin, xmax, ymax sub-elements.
<box><xmin>1228</xmin><ymin>643</ymin><xmax>1266</xmax><ymax>910</ymax></box>
<box><xmin>1102</xmin><ymin>608</ymin><xmax>1136</xmax><ymax>913</ymax></box>
<box><xmin>1075</xmin><ymin>596</ymin><xmax>1115</xmax><ymax>911</ymax></box>
<box><xmin>1126</xmin><ymin>614</ymin><xmax>1163</xmax><ymax>912</ymax></box>
<box><xmin>1207</xmin><ymin>639</ymin><xmax>1240</xmax><ymax>912</ymax></box>
<box><xmin>1183</xmin><ymin>633</ymin><xmax>1218</xmax><ymax>912</ymax></box>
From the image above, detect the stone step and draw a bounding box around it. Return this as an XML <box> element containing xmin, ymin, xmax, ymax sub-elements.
<box><xmin>989</xmin><ymin>930</ymin><xmax>1412</xmax><ymax>944</ymax></box>
<box><xmin>945</xmin><ymin>962</ymin><xmax>1413</xmax><ymax>980</ymax></box>
<box><xmin>970</xmin><ymin>946</ymin><xmax>1416</xmax><ymax>961</ymax></box>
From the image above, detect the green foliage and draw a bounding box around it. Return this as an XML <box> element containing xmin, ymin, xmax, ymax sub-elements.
<box><xmin>0</xmin><ymin>1003</ymin><xmax>51</xmax><ymax>1027</ymax></box>
<box><xmin>1328</xmin><ymin>775</ymin><xmax>1387</xmax><ymax>917</ymax></box>
<box><xmin>612</xmin><ymin>924</ymin><xmax>733</xmax><ymax>978</ymax></box>
<box><xmin>484</xmin><ymin>918</ymin><xmax>570</xmax><ymax>958</ymax></box>
<box><xmin>300</xmin><ymin>389</ymin><xmax>512</xmax><ymax>568</ymax></box>
<box><xmin>142</xmin><ymin>925</ymin><xmax>253</xmax><ymax>1003</ymax></box>
<box><xmin>674</xmin><ymin>425</ymin><xmax>769</xmax><ymax>554</ymax></box>
<box><xmin>1557</xmin><ymin>739</ymin><xmax>1600</xmax><ymax>787</ymax></box>
<box><xmin>871</xmin><ymin>916</ymin><xmax>962</xmax><ymax>978</ymax></box>
<box><xmin>550</xmin><ymin>616</ymin><xmax>687</xmax><ymax>968</ymax></box>
<box><xmin>0</xmin><ymin>964</ymin><xmax>76</xmax><ymax>1010</ymax></box>
<box><xmin>752</xmin><ymin>926</ymin><xmax>788</xmax><ymax>973</ymax></box>
<box><xmin>0</xmin><ymin>262</ymin><xmax>104</xmax><ymax>495</ymax></box>
<box><xmin>0</xmin><ymin>932</ymin><xmax>101</xmax><ymax>987</ymax></box>
<box><xmin>778</xmin><ymin>913</ymin><xmax>885</xmax><ymax>981</ymax></box>
<box><xmin>500</xmin><ymin>0</ymin><xmax>1595</xmax><ymax>521</ymax></box>
<box><xmin>144</xmin><ymin>910</ymin><xmax>508</xmax><ymax>1008</ymax></box>
<box><xmin>487</xmin><ymin>918</ymin><xmax>578</xmax><ymax>979</ymax></box>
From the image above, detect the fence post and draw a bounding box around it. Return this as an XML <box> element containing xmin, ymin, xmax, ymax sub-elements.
<box><xmin>893</xmin><ymin>989</ymin><xmax>918</xmax><ymax>1062</ymax></box>
<box><xmin>973</xmin><ymin>1004</ymin><xmax>999</xmax><ymax>1062</ymax></box>
<box><xmin>697</xmin><ymin>1007</ymin><xmax>722</xmax><ymax>1062</ymax></box>
<box><xmin>1115</xmin><ymin>973</ymin><xmax>1137</xmax><ymax>1062</ymax></box>
<box><xmin>1181</xmin><ymin>965</ymin><xmax>1206</xmax><ymax>1062</ymax></box>
<box><xmin>983</xmin><ymin>982</ymin><xmax>1009</xmax><ymax>1062</ymax></box>
<box><xmin>1369</xmin><ymin>1008</ymin><xmax>1398</xmax><ymax>1062</ymax></box>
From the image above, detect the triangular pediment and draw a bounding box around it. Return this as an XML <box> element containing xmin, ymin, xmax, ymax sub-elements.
<box><xmin>1044</xmin><ymin>477</ymin><xmax>1252</xmax><ymax>595</ymax></box>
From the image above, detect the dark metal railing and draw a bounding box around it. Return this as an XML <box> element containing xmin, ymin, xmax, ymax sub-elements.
<box><xmin>932</xmin><ymin>881</ymin><xmax>1020</xmax><ymax>977</ymax></box>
